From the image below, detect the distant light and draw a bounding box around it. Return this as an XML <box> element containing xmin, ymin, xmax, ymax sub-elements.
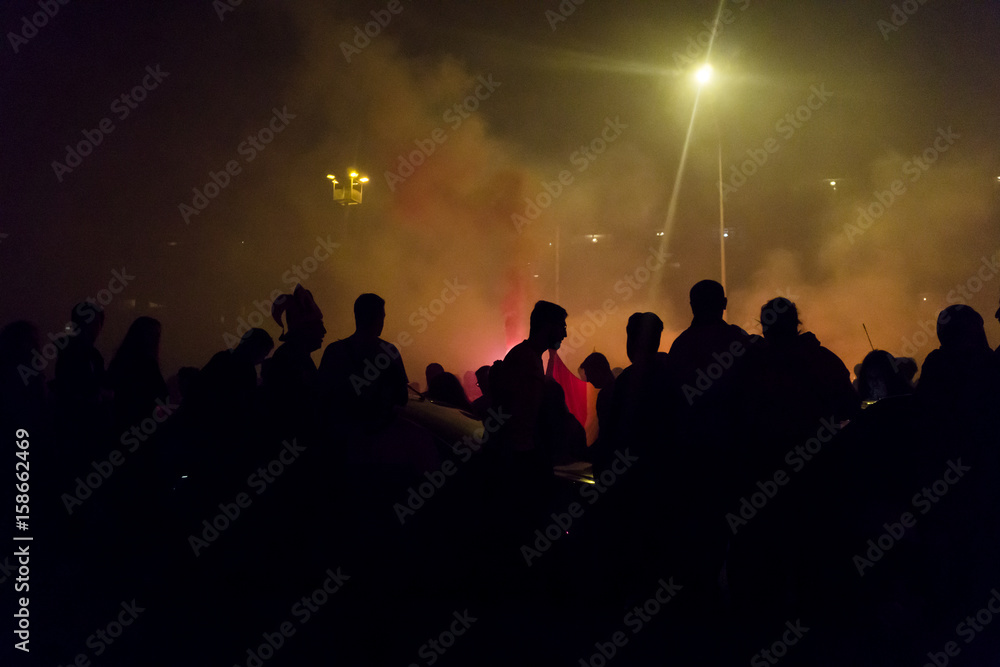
<box><xmin>592</xmin><ymin>238</ymin><xmax>598</xmax><ymax>243</ymax></box>
<box><xmin>923</xmin><ymin>297</ymin><xmax>927</xmax><ymax>301</ymax></box>
<box><xmin>655</xmin><ymin>231</ymin><xmax>664</xmax><ymax>237</ymax></box>
<box><xmin>326</xmin><ymin>174</ymin><xmax>336</xmax><ymax>180</ymax></box>
<box><xmin>695</xmin><ymin>64</ymin><xmax>713</xmax><ymax>86</ymax></box>
<box><xmin>167</xmin><ymin>241</ymin><xmax>178</xmax><ymax>246</ymax></box>
<box><xmin>830</xmin><ymin>181</ymin><xmax>836</xmax><ymax>186</ymax></box>
<box><xmin>723</xmin><ymin>232</ymin><xmax>729</xmax><ymax>238</ymax></box>
<box><xmin>359</xmin><ymin>177</ymin><xmax>369</xmax><ymax>183</ymax></box>
<box><xmin>533</xmin><ymin>274</ymin><xmax>539</xmax><ymax>278</ymax></box>
<box><xmin>349</xmin><ymin>171</ymin><xmax>359</xmax><ymax>178</ymax></box>
<box><xmin>548</xmin><ymin>243</ymin><xmax>552</xmax><ymax>246</ymax></box>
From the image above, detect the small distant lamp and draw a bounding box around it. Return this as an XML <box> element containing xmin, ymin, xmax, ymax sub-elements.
<box><xmin>327</xmin><ymin>171</ymin><xmax>369</xmax><ymax>205</ymax></box>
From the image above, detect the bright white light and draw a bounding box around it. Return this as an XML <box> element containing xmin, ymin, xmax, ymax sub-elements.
<box><xmin>723</xmin><ymin>232</ymin><xmax>729</xmax><ymax>238</ymax></box>
<box><xmin>695</xmin><ymin>64</ymin><xmax>713</xmax><ymax>86</ymax></box>
<box><xmin>591</xmin><ymin>238</ymin><xmax>598</xmax><ymax>243</ymax></box>
<box><xmin>830</xmin><ymin>181</ymin><xmax>837</xmax><ymax>186</ymax></box>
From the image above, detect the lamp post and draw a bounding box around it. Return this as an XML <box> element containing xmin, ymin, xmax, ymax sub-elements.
<box><xmin>695</xmin><ymin>64</ymin><xmax>726</xmax><ymax>293</ymax></box>
<box><xmin>327</xmin><ymin>171</ymin><xmax>369</xmax><ymax>205</ymax></box>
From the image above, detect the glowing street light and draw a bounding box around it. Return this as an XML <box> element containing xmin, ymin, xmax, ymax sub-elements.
<box><xmin>695</xmin><ymin>63</ymin><xmax>714</xmax><ymax>87</ymax></box>
<box><xmin>327</xmin><ymin>170</ymin><xmax>368</xmax><ymax>205</ymax></box>
<box><xmin>694</xmin><ymin>62</ymin><xmax>727</xmax><ymax>292</ymax></box>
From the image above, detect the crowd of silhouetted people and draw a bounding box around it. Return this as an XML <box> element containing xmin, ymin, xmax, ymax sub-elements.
<box><xmin>2</xmin><ymin>280</ymin><xmax>1000</xmax><ymax>665</ymax></box>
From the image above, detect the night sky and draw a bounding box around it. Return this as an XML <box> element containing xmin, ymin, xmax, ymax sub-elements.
<box><xmin>2</xmin><ymin>0</ymin><xmax>999</xmax><ymax>383</ymax></box>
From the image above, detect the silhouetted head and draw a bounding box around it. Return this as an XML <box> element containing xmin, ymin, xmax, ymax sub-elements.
<box><xmin>354</xmin><ymin>293</ymin><xmax>386</xmax><ymax>337</ymax></box>
<box><xmin>115</xmin><ymin>316</ymin><xmax>162</xmax><ymax>364</ymax></box>
<box><xmin>475</xmin><ymin>365</ymin><xmax>491</xmax><ymax>393</ymax></box>
<box><xmin>625</xmin><ymin>312</ymin><xmax>663</xmax><ymax>364</ymax></box>
<box><xmin>236</xmin><ymin>328</ymin><xmax>274</xmax><ymax>365</ymax></box>
<box><xmin>425</xmin><ymin>363</ymin><xmax>444</xmax><ymax>386</ymax></box>
<box><xmin>426</xmin><ymin>371</ymin><xmax>471</xmax><ymax>410</ymax></box>
<box><xmin>689</xmin><ymin>280</ymin><xmax>727</xmax><ymax>319</ymax></box>
<box><xmin>272</xmin><ymin>284</ymin><xmax>325</xmax><ymax>350</ymax></box>
<box><xmin>760</xmin><ymin>298</ymin><xmax>799</xmax><ymax>343</ymax></box>
<box><xmin>70</xmin><ymin>301</ymin><xmax>105</xmax><ymax>345</ymax></box>
<box><xmin>857</xmin><ymin>349</ymin><xmax>915</xmax><ymax>402</ymax></box>
<box><xmin>529</xmin><ymin>301</ymin><xmax>568</xmax><ymax>351</ymax></box>
<box><xmin>937</xmin><ymin>305</ymin><xmax>989</xmax><ymax>351</ymax></box>
<box><xmin>579</xmin><ymin>352</ymin><xmax>614</xmax><ymax>388</ymax></box>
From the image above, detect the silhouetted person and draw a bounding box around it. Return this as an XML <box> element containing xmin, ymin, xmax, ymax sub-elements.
<box><xmin>918</xmin><ymin>304</ymin><xmax>998</xmax><ymax>411</ymax></box>
<box><xmin>668</xmin><ymin>279</ymin><xmax>755</xmax><ymax>411</ymax></box>
<box><xmin>262</xmin><ymin>284</ymin><xmax>326</xmax><ymax>436</ymax></box>
<box><xmin>54</xmin><ymin>301</ymin><xmax>107</xmax><ymax>417</ymax></box>
<box><xmin>855</xmin><ymin>349</ymin><xmax>915</xmax><ymax>404</ymax></box>
<box><xmin>727</xmin><ymin>297</ymin><xmax>858</xmax><ymax>632</ymax></box>
<box><xmin>537</xmin><ymin>378</ymin><xmax>587</xmax><ymax>465</ymax></box>
<box><xmin>318</xmin><ymin>293</ymin><xmax>407</xmax><ymax>435</ymax></box>
<box><xmin>108</xmin><ymin>316</ymin><xmax>168</xmax><ymax>429</ymax></box>
<box><xmin>605</xmin><ymin>312</ymin><xmax>675</xmax><ymax>465</ymax></box>
<box><xmin>198</xmin><ymin>327</ymin><xmax>273</xmax><ymax>417</ymax></box>
<box><xmin>497</xmin><ymin>300</ymin><xmax>567</xmax><ymax>462</ymax></box>
<box><xmin>995</xmin><ymin>295</ymin><xmax>1000</xmax><ymax>357</ymax></box>
<box><xmin>426</xmin><ymin>370</ymin><xmax>472</xmax><ymax>411</ymax></box>
<box><xmin>470</xmin><ymin>364</ymin><xmax>495</xmax><ymax>420</ymax></box>
<box><xmin>579</xmin><ymin>352</ymin><xmax>615</xmax><ymax>463</ymax></box>
<box><xmin>424</xmin><ymin>362</ymin><xmax>444</xmax><ymax>392</ymax></box>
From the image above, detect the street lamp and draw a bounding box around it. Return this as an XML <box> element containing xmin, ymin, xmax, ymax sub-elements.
<box><xmin>327</xmin><ymin>171</ymin><xmax>369</xmax><ymax>205</ymax></box>
<box><xmin>695</xmin><ymin>63</ymin><xmax>726</xmax><ymax>293</ymax></box>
